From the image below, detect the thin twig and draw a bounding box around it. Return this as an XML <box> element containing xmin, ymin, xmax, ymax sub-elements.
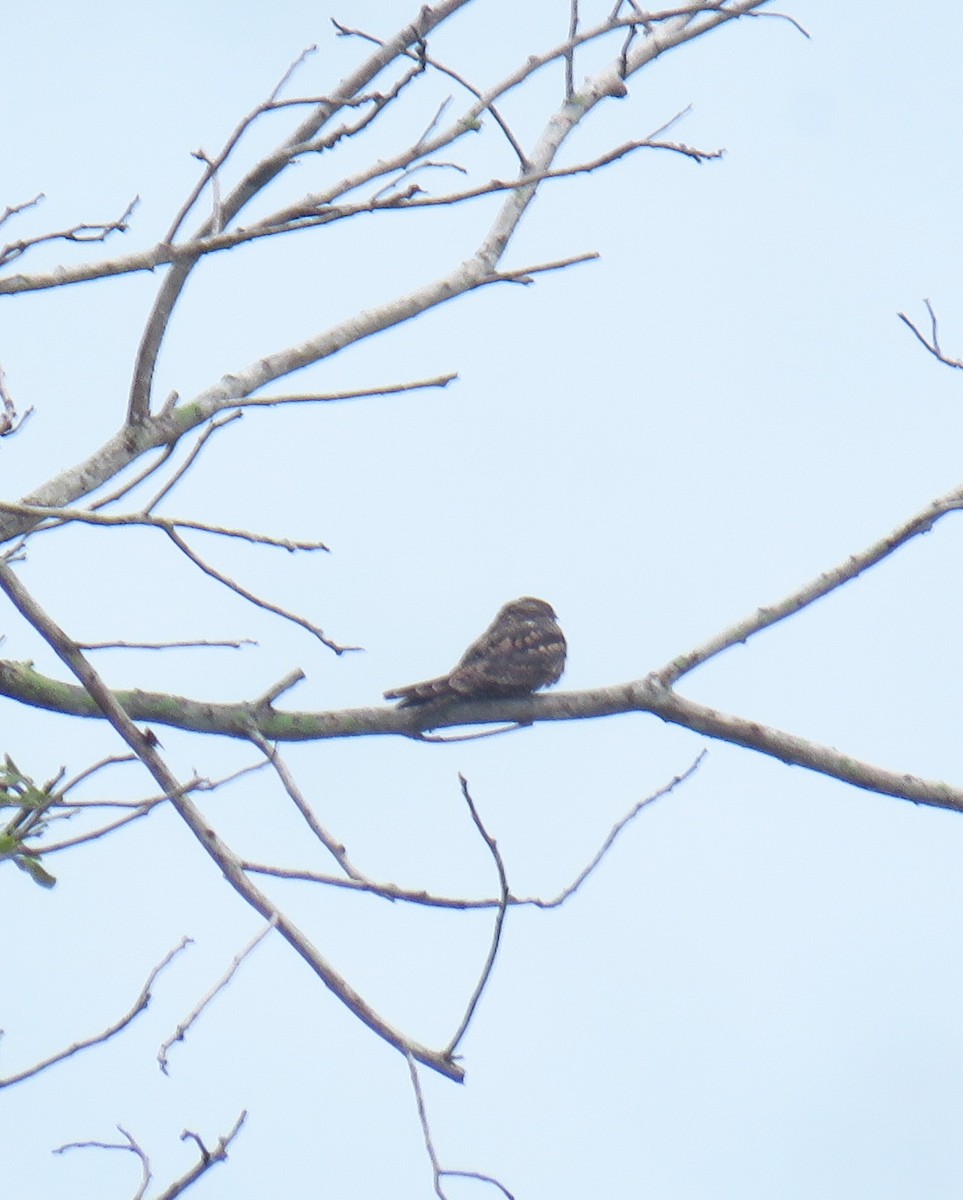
<box><xmin>0</xmin><ymin>197</ymin><xmax>138</xmax><ymax>268</ymax></box>
<box><xmin>158</xmin><ymin>919</ymin><xmax>277</xmax><ymax>1074</ymax></box>
<box><xmin>142</xmin><ymin>410</ymin><xmax>244</xmax><ymax>513</ymax></box>
<box><xmin>247</xmin><ymin>730</ymin><xmax>365</xmax><ymax>879</ymax></box>
<box><xmin>898</xmin><ymin>299</ymin><xmax>963</xmax><ymax>370</ymax></box>
<box><xmin>0</xmin><ymin>193</ymin><xmax>44</xmax><ymax>230</ymax></box>
<box><xmin>233</xmin><ymin>372</ymin><xmax>457</xmax><ymax>408</ymax></box>
<box><xmin>165</xmin><ymin>528</ymin><xmax>351</xmax><ymax>653</ymax></box>
<box><xmin>56</xmin><ymin>752</ymin><xmax>139</xmax><ymax>797</ymax></box>
<box><xmin>412</xmin><ymin>723</ymin><xmax>527</xmax><ymax>743</ymax></box>
<box><xmin>270</xmin><ymin>133</ymin><xmax>721</xmax><ymax>233</ymax></box>
<box><xmin>526</xmin><ymin>754</ymin><xmax>706</xmax><ymax>907</ymax></box>
<box><xmin>0</xmin><ymin>938</ymin><xmax>191</xmax><ymax>1088</ymax></box>
<box><xmin>88</xmin><ymin>444</ymin><xmax>178</xmax><ymax>512</ymax></box>
<box><xmin>407</xmin><ymin>1055</ymin><xmax>446</xmax><ymax>1195</ymax></box>
<box><xmin>255</xmin><ymin>669</ymin><xmax>305</xmax><ymax>706</ymax></box>
<box><xmin>36</xmin><ymin>794</ymin><xmax>172</xmax><ymax>854</ymax></box>
<box><xmin>447</xmin><ymin>775</ymin><xmax>510</xmax><ymax>1054</ymax></box>
<box><xmin>55</xmin><ymin>1125</ymin><xmax>152</xmax><ymax>1200</ymax></box>
<box><xmin>79</xmin><ymin>637</ymin><xmax>258</xmax><ymax>651</ymax></box>
<box><xmin>165</xmin><ymin>46</ymin><xmax>319</xmax><ymax>243</ymax></box>
<box><xmin>407</xmin><ymin>1055</ymin><xmax>516</xmax><ymax>1197</ymax></box>
<box><xmin>332</xmin><ymin>18</ymin><xmax>528</xmax><ymax>167</ymax></box>
<box><xmin>749</xmin><ymin>7</ymin><xmax>811</xmax><ymax>37</ymax></box>
<box><xmin>0</xmin><ymin>498</ymin><xmax>329</xmax><ymax>551</ymax></box>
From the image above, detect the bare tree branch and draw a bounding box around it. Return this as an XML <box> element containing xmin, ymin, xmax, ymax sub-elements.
<box><xmin>0</xmin><ymin>197</ymin><xmax>138</xmax><ymax>268</ymax></box>
<box><xmin>898</xmin><ymin>299</ymin><xmax>963</xmax><ymax>370</ymax></box>
<box><xmin>55</xmin><ymin>1125</ymin><xmax>153</xmax><ymax>1200</ymax></box>
<box><xmin>54</xmin><ymin>1113</ymin><xmax>247</xmax><ymax>1200</ymax></box>
<box><xmin>656</xmin><ymin>480</ymin><xmax>963</xmax><ymax>686</ymax></box>
<box><xmin>447</xmin><ymin>776</ymin><xmax>511</xmax><ymax>1054</ymax></box>
<box><xmin>154</xmin><ymin>1112</ymin><xmax>247</xmax><ymax>1200</ymax></box>
<box><xmin>0</xmin><ymin>500</ymin><xmax>330</xmax><ymax>552</ymax></box>
<box><xmin>126</xmin><ymin>1</ymin><xmax>471</xmax><ymax>424</ymax></box>
<box><xmin>0</xmin><ymin>938</ymin><xmax>191</xmax><ymax>1089</ymax></box>
<box><xmin>407</xmin><ymin>1054</ymin><xmax>516</xmax><ymax>1200</ymax></box>
<box><xmin>79</xmin><ymin>637</ymin><xmax>258</xmax><ymax>651</ymax></box>
<box><xmin>158</xmin><ymin>920</ymin><xmax>277</xmax><ymax>1075</ymax></box>
<box><xmin>164</xmin><ymin>528</ymin><xmax>348</xmax><ymax>653</ymax></box>
<box><xmin>247</xmin><ymin>730</ymin><xmax>366</xmax><ymax>879</ymax></box>
<box><xmin>0</xmin><ymin>193</ymin><xmax>45</xmax><ymax>230</ymax></box>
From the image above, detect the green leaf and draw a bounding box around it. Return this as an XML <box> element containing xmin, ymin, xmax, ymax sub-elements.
<box><xmin>15</xmin><ymin>855</ymin><xmax>57</xmax><ymax>889</ymax></box>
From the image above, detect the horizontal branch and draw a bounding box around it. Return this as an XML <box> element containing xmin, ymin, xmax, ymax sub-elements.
<box><xmin>0</xmin><ymin>500</ymin><xmax>329</xmax><ymax>551</ymax></box>
<box><xmin>1</xmin><ymin>661</ymin><xmax>959</xmax><ymax>813</ymax></box>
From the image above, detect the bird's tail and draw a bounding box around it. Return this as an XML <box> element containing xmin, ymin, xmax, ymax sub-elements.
<box><xmin>383</xmin><ymin>675</ymin><xmax>454</xmax><ymax>707</ymax></box>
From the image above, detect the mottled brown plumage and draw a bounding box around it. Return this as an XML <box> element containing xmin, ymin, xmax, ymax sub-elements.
<box><xmin>384</xmin><ymin>596</ymin><xmax>566</xmax><ymax>707</ymax></box>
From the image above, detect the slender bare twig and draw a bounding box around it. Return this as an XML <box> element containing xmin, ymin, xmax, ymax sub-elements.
<box><xmin>248</xmin><ymin>758</ymin><xmax>699</xmax><ymax>916</ymax></box>
<box><xmin>128</xmin><ymin>3</ymin><xmax>467</xmax><ymax>424</ymax></box>
<box><xmin>247</xmin><ymin>730</ymin><xmax>365</xmax><ymax>879</ymax></box>
<box><xmin>265</xmin><ymin>133</ymin><xmax>721</xmax><ymax>233</ymax></box>
<box><xmin>0</xmin><ymin>939</ymin><xmax>191</xmax><ymax>1088</ymax></box>
<box><xmin>255</xmin><ymin>670</ymin><xmax>305</xmax><ymax>707</ymax></box>
<box><xmin>528</xmin><ymin>753</ymin><xmax>706</xmax><ymax>907</ymax></box>
<box><xmin>88</xmin><ymin>444</ymin><xmax>178</xmax><ymax>512</ymax></box>
<box><xmin>412</xmin><ymin>723</ymin><xmax>528</xmax><ymax>742</ymax></box>
<box><xmin>35</xmin><ymin>794</ymin><xmax>171</xmax><ymax>854</ymax></box>
<box><xmin>296</xmin><ymin>55</ymin><xmax>429</xmax><ymax>158</ymax></box>
<box><xmin>333</xmin><ymin>18</ymin><xmax>528</xmax><ymax>167</ymax></box>
<box><xmin>37</xmin><ymin>762</ymin><xmax>270</xmax><ymax>854</ymax></box>
<box><xmin>55</xmin><ymin>1125</ymin><xmax>152</xmax><ymax>1200</ymax></box>
<box><xmin>57</xmin><ymin>752</ymin><xmax>140</xmax><ymax>796</ymax></box>
<box><xmin>447</xmin><ymin>776</ymin><xmax>510</xmax><ymax>1054</ymax></box>
<box><xmin>0</xmin><ymin>500</ymin><xmax>329</xmax><ymax>551</ymax></box>
<box><xmin>158</xmin><ymin>918</ymin><xmax>277</xmax><ymax>1074</ymax></box>
<box><xmin>0</xmin><ymin>193</ymin><xmax>44</xmax><ymax>230</ymax></box>
<box><xmin>141</xmin><ymin>410</ymin><xmax>244</xmax><ymax>513</ymax></box>
<box><xmin>440</xmin><ymin>1169</ymin><xmax>515</xmax><ymax>1199</ymax></box>
<box><xmin>0</xmin><ymin>197</ymin><xmax>138</xmax><ymax>268</ymax></box>
<box><xmin>79</xmin><ymin>637</ymin><xmax>257</xmax><ymax>650</ymax></box>
<box><xmin>407</xmin><ymin>1056</ymin><xmax>447</xmax><ymax>1196</ymax></box>
<box><xmin>408</xmin><ymin>1054</ymin><xmax>517</xmax><ymax>1199</ymax></box>
<box><xmin>898</xmin><ymin>299</ymin><xmax>963</xmax><ymax>370</ymax></box>
<box><xmin>371</xmin><ymin>155</ymin><xmax>465</xmax><ymax>203</ymax></box>
<box><xmin>749</xmin><ymin>7</ymin><xmax>811</xmax><ymax>37</ymax></box>
<box><xmin>229</xmin><ymin>372</ymin><xmax>458</xmax><ymax>408</ymax></box>
<box><xmin>166</xmin><ymin>46</ymin><xmax>318</xmax><ymax>243</ymax></box>
<box><xmin>163</xmin><ymin>528</ymin><xmax>349</xmax><ymax>652</ymax></box>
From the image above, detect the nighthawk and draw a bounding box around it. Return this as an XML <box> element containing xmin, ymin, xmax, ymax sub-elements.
<box><xmin>384</xmin><ymin>596</ymin><xmax>566</xmax><ymax>707</ymax></box>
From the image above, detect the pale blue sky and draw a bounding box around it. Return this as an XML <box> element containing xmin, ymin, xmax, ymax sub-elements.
<box><xmin>4</xmin><ymin>3</ymin><xmax>963</xmax><ymax>1197</ymax></box>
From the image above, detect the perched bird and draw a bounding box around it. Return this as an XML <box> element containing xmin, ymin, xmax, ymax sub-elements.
<box><xmin>384</xmin><ymin>596</ymin><xmax>566</xmax><ymax>708</ymax></box>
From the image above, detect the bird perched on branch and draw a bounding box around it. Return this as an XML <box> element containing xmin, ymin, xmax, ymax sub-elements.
<box><xmin>384</xmin><ymin>596</ymin><xmax>566</xmax><ymax>708</ymax></box>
